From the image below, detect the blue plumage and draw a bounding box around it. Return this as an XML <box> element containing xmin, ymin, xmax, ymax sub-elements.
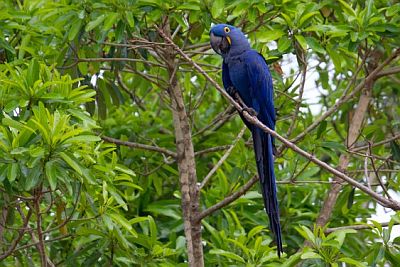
<box><xmin>210</xmin><ymin>24</ymin><xmax>283</xmax><ymax>257</ymax></box>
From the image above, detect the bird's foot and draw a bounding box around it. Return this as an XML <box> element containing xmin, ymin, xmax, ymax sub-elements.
<box><xmin>226</xmin><ymin>86</ymin><xmax>237</xmax><ymax>97</ymax></box>
<box><xmin>242</xmin><ymin>107</ymin><xmax>257</xmax><ymax>116</ymax></box>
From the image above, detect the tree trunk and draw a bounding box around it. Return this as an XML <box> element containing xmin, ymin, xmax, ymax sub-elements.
<box><xmin>161</xmin><ymin>18</ymin><xmax>204</xmax><ymax>267</ymax></box>
<box><xmin>316</xmin><ymin>49</ymin><xmax>381</xmax><ymax>228</ymax></box>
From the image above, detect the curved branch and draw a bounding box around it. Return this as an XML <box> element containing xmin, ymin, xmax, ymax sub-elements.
<box><xmin>101</xmin><ymin>135</ymin><xmax>177</xmax><ymax>158</ymax></box>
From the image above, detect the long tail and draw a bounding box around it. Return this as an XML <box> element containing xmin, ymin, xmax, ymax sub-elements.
<box><xmin>252</xmin><ymin>128</ymin><xmax>283</xmax><ymax>257</ymax></box>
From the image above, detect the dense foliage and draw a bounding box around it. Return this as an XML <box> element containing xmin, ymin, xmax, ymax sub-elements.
<box><xmin>0</xmin><ymin>0</ymin><xmax>399</xmax><ymax>266</ymax></box>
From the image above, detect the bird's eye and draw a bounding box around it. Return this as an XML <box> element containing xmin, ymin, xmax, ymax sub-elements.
<box><xmin>224</xmin><ymin>27</ymin><xmax>230</xmax><ymax>33</ymax></box>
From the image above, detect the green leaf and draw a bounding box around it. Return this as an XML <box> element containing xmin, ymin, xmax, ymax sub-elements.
<box><xmin>59</xmin><ymin>152</ymin><xmax>82</xmax><ymax>175</ymax></box>
<box><xmin>211</xmin><ymin>0</ymin><xmax>225</xmax><ymax>18</ymax></box>
<box><xmin>148</xmin><ymin>215</ymin><xmax>157</xmax><ymax>244</ymax></box>
<box><xmin>63</xmin><ymin>135</ymin><xmax>101</xmax><ymax>144</ymax></box>
<box><xmin>370</xmin><ymin>220</ymin><xmax>382</xmax><ymax>234</ymax></box>
<box><xmin>327</xmin><ymin>46</ymin><xmax>343</xmax><ymax>72</ymax></box>
<box><xmin>320</xmin><ymin>141</ymin><xmax>346</xmax><ymax>152</ymax></box>
<box><xmin>248</xmin><ymin>225</ymin><xmax>266</xmax><ymax>239</ymax></box>
<box><xmin>18</xmin><ymin>34</ymin><xmax>31</xmax><ymax>59</ymax></box>
<box><xmin>305</xmin><ymin>37</ymin><xmax>325</xmax><ymax>54</ymax></box>
<box><xmin>209</xmin><ymin>249</ymin><xmax>245</xmax><ymax>263</ymax></box>
<box><xmin>177</xmin><ymin>3</ymin><xmax>201</xmax><ymax>10</ymax></box>
<box><xmin>125</xmin><ymin>11</ymin><xmax>135</xmax><ymax>27</ymax></box>
<box><xmin>27</xmin><ymin>58</ymin><xmax>40</xmax><ymax>88</ymax></box>
<box><xmin>2</xmin><ymin>117</ymin><xmax>24</xmax><ymax>131</ymax></box>
<box><xmin>45</xmin><ymin>161</ymin><xmax>58</xmax><ymax>191</ymax></box>
<box><xmin>85</xmin><ymin>14</ymin><xmax>106</xmax><ymax>32</ymax></box>
<box><xmin>278</xmin><ymin>36</ymin><xmax>291</xmax><ymax>52</ymax></box>
<box><xmin>0</xmin><ymin>38</ymin><xmax>15</xmax><ymax>54</ymax></box>
<box><xmin>76</xmin><ymin>227</ymin><xmax>106</xmax><ymax>237</ymax></box>
<box><xmin>115</xmin><ymin>20</ymin><xmax>126</xmax><ymax>43</ymax></box>
<box><xmin>298</xmin><ymin>11</ymin><xmax>319</xmax><ymax>28</ymax></box>
<box><xmin>301</xmin><ymin>251</ymin><xmax>323</xmax><ymax>259</ymax></box>
<box><xmin>109</xmin><ymin>212</ymin><xmax>138</xmax><ymax>237</ymax></box>
<box><xmin>103</xmin><ymin>13</ymin><xmax>119</xmax><ymax>31</ymax></box>
<box><xmin>129</xmin><ymin>217</ymin><xmax>149</xmax><ymax>225</ymax></box>
<box><xmin>294</xmin><ymin>34</ymin><xmax>307</xmax><ymax>50</ymax></box>
<box><xmin>115</xmin><ymin>164</ymin><xmax>135</xmax><ymax>176</ymax></box>
<box><xmin>258</xmin><ymin>29</ymin><xmax>285</xmax><ymax>42</ymax></box>
<box><xmin>68</xmin><ymin>19</ymin><xmax>82</xmax><ymax>41</ymax></box>
<box><xmin>339</xmin><ymin>257</ymin><xmax>368</xmax><ymax>267</ymax></box>
<box><xmin>347</xmin><ymin>187</ymin><xmax>355</xmax><ymax>209</ymax></box>
<box><xmin>338</xmin><ymin>0</ymin><xmax>356</xmax><ymax>17</ymax></box>
<box><xmin>316</xmin><ymin>120</ymin><xmax>327</xmax><ymax>139</ymax></box>
<box><xmin>390</xmin><ymin>141</ymin><xmax>400</xmax><ymax>161</ymax></box>
<box><xmin>107</xmin><ymin>185</ymin><xmax>128</xmax><ymax>211</ymax></box>
<box><xmin>24</xmin><ymin>165</ymin><xmax>42</xmax><ymax>190</ymax></box>
<box><xmin>8</xmin><ymin>163</ymin><xmax>18</xmax><ymax>183</ymax></box>
<box><xmin>296</xmin><ymin>225</ymin><xmax>316</xmax><ymax>243</ymax></box>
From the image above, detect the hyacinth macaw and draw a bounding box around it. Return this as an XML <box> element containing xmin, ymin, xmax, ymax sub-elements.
<box><xmin>209</xmin><ymin>24</ymin><xmax>283</xmax><ymax>257</ymax></box>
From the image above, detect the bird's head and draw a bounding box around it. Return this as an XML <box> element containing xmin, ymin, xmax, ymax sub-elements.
<box><xmin>209</xmin><ymin>24</ymin><xmax>250</xmax><ymax>57</ymax></box>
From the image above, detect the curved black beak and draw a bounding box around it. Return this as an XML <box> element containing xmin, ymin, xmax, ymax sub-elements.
<box><xmin>210</xmin><ymin>32</ymin><xmax>230</xmax><ymax>55</ymax></box>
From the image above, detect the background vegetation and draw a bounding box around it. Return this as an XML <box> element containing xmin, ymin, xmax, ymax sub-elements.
<box><xmin>0</xmin><ymin>0</ymin><xmax>400</xmax><ymax>266</ymax></box>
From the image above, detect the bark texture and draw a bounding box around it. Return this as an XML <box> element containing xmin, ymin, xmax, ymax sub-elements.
<box><xmin>161</xmin><ymin>18</ymin><xmax>204</xmax><ymax>267</ymax></box>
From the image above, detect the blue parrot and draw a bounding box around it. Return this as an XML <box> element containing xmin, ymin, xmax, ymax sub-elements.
<box><xmin>210</xmin><ymin>24</ymin><xmax>283</xmax><ymax>257</ymax></box>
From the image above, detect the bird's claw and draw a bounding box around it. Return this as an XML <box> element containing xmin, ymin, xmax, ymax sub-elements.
<box><xmin>242</xmin><ymin>107</ymin><xmax>257</xmax><ymax>116</ymax></box>
<box><xmin>226</xmin><ymin>86</ymin><xmax>237</xmax><ymax>96</ymax></box>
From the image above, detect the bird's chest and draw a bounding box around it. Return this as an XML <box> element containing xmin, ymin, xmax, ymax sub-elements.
<box><xmin>225</xmin><ymin>57</ymin><xmax>252</xmax><ymax>104</ymax></box>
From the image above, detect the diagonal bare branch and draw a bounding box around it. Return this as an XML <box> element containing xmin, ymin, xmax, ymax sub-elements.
<box><xmin>101</xmin><ymin>135</ymin><xmax>177</xmax><ymax>158</ymax></box>
<box><xmin>155</xmin><ymin>28</ymin><xmax>400</xmax><ymax>211</ymax></box>
<box><xmin>199</xmin><ymin>126</ymin><xmax>246</xmax><ymax>189</ymax></box>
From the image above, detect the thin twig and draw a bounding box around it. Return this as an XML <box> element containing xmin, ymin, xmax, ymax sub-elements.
<box><xmin>291</xmin><ymin>49</ymin><xmax>400</xmax><ymax>144</ymax></box>
<box><xmin>286</xmin><ymin>52</ymin><xmax>307</xmax><ymax>138</ymax></box>
<box><xmin>325</xmin><ymin>221</ymin><xmax>399</xmax><ymax>234</ymax></box>
<box><xmin>0</xmin><ymin>208</ymin><xmax>32</xmax><ymax>260</ymax></box>
<box><xmin>101</xmin><ymin>135</ymin><xmax>177</xmax><ymax>158</ymax></box>
<box><xmin>196</xmin><ymin>175</ymin><xmax>259</xmax><ymax>221</ymax></box>
<box><xmin>193</xmin><ymin>106</ymin><xmax>236</xmax><ymax>137</ymax></box>
<box><xmin>79</xmin><ymin>57</ymin><xmax>166</xmax><ymax>68</ymax></box>
<box><xmin>290</xmin><ymin>160</ymin><xmax>312</xmax><ymax>182</ymax></box>
<box><xmin>14</xmin><ymin>234</ymin><xmax>72</xmax><ymax>252</ymax></box>
<box><xmin>194</xmin><ymin>145</ymin><xmax>232</xmax><ymax>157</ymax></box>
<box><xmin>278</xmin><ymin>180</ymin><xmax>340</xmax><ymax>184</ymax></box>
<box><xmin>116</xmin><ymin>71</ymin><xmax>146</xmax><ymax>110</ymax></box>
<box><xmin>347</xmin><ymin>169</ymin><xmax>399</xmax><ymax>173</ymax></box>
<box><xmin>199</xmin><ymin>126</ymin><xmax>246</xmax><ymax>189</ymax></box>
<box><xmin>351</xmin><ymin>133</ymin><xmax>400</xmax><ymax>152</ymax></box>
<box><xmin>376</xmin><ymin>66</ymin><xmax>400</xmax><ymax>78</ymax></box>
<box><xmin>367</xmin><ymin>142</ymin><xmax>392</xmax><ymax>199</ymax></box>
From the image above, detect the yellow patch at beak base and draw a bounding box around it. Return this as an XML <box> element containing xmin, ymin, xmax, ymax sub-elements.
<box><xmin>226</xmin><ymin>36</ymin><xmax>231</xmax><ymax>45</ymax></box>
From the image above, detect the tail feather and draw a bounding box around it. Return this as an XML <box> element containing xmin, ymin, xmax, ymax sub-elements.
<box><xmin>252</xmin><ymin>128</ymin><xmax>283</xmax><ymax>257</ymax></box>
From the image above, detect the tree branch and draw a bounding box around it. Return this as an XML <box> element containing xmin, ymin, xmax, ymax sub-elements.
<box><xmin>325</xmin><ymin>221</ymin><xmax>399</xmax><ymax>234</ymax></box>
<box><xmin>194</xmin><ymin>145</ymin><xmax>232</xmax><ymax>157</ymax></box>
<box><xmin>101</xmin><ymin>135</ymin><xmax>177</xmax><ymax>158</ymax></box>
<box><xmin>291</xmin><ymin>48</ymin><xmax>400</xmax><ymax>145</ymax></box>
<box><xmin>155</xmin><ymin>31</ymin><xmax>400</xmax><ymax>211</ymax></box>
<box><xmin>351</xmin><ymin>133</ymin><xmax>400</xmax><ymax>152</ymax></box>
<box><xmin>0</xmin><ymin>207</ymin><xmax>32</xmax><ymax>261</ymax></box>
<box><xmin>199</xmin><ymin>126</ymin><xmax>246</xmax><ymax>189</ymax></box>
<box><xmin>196</xmin><ymin>175</ymin><xmax>259</xmax><ymax>221</ymax></box>
<box><xmin>286</xmin><ymin>48</ymin><xmax>307</xmax><ymax>138</ymax></box>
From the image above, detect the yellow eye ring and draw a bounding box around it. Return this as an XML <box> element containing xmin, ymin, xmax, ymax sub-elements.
<box><xmin>224</xmin><ymin>26</ymin><xmax>230</xmax><ymax>33</ymax></box>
